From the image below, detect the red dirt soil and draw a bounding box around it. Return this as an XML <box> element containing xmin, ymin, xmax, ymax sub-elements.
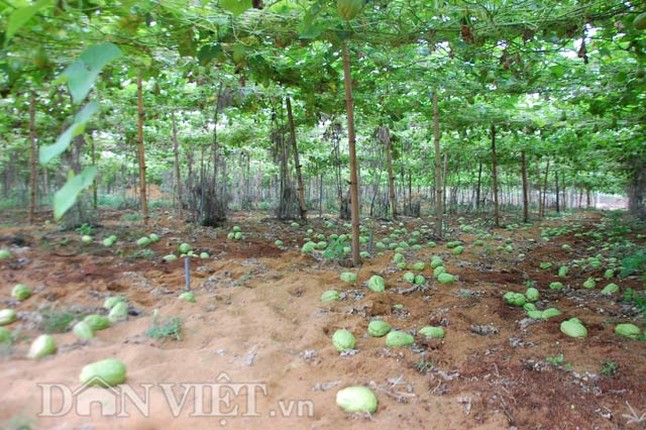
<box><xmin>0</xmin><ymin>208</ymin><xmax>644</xmax><ymax>430</ymax></box>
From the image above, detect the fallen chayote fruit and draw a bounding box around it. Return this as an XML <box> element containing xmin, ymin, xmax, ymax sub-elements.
<box><xmin>367</xmin><ymin>275</ymin><xmax>385</xmax><ymax>292</ymax></box>
<box><xmin>430</xmin><ymin>257</ymin><xmax>443</xmax><ymax>269</ymax></box>
<box><xmin>103</xmin><ymin>296</ymin><xmax>124</xmax><ymax>310</ymax></box>
<box><xmin>332</xmin><ymin>329</ymin><xmax>356</xmax><ymax>352</ymax></box>
<box><xmin>12</xmin><ymin>284</ymin><xmax>32</xmax><ymax>301</ymax></box>
<box><xmin>80</xmin><ymin>358</ymin><xmax>127</xmax><ymax>387</ymax></box>
<box><xmin>527</xmin><ymin>310</ymin><xmax>545</xmax><ymax>319</ymax></box>
<box><xmin>320</xmin><ymin>290</ymin><xmax>341</xmax><ymax>302</ymax></box>
<box><xmin>27</xmin><ymin>334</ymin><xmax>57</xmax><ymax>359</ymax></box>
<box><xmin>163</xmin><ymin>254</ymin><xmax>178</xmax><ymax>262</ymax></box>
<box><xmin>0</xmin><ymin>309</ymin><xmax>17</xmax><ymax>326</ymax></box>
<box><xmin>601</xmin><ymin>283</ymin><xmax>619</xmax><ymax>295</ymax></box>
<box><xmin>503</xmin><ymin>292</ymin><xmax>526</xmax><ymax>307</ymax></box>
<box><xmin>178</xmin><ymin>291</ymin><xmax>196</xmax><ymax>303</ymax></box>
<box><xmin>523</xmin><ymin>303</ymin><xmax>537</xmax><ymax>312</ymax></box>
<box><xmin>84</xmin><ymin>315</ymin><xmax>111</xmax><ymax>331</ymax></box>
<box><xmin>301</xmin><ymin>242</ymin><xmax>316</xmax><ymax>254</ymax></box>
<box><xmin>108</xmin><ymin>301</ymin><xmax>128</xmax><ymax>323</ymax></box>
<box><xmin>412</xmin><ymin>262</ymin><xmax>425</xmax><ymax>271</ymax></box>
<box><xmin>73</xmin><ymin>321</ymin><xmax>94</xmax><ymax>341</ymax></box>
<box><xmin>560</xmin><ymin>318</ymin><xmax>588</xmax><ymax>338</ymax></box>
<box><xmin>549</xmin><ymin>282</ymin><xmax>564</xmax><ymax>291</ymax></box>
<box><xmin>336</xmin><ymin>386</ymin><xmax>378</xmax><ymax>414</ymax></box>
<box><xmin>385</xmin><ymin>330</ymin><xmax>414</xmax><ymax>347</ymax></box>
<box><xmin>340</xmin><ymin>272</ymin><xmax>357</xmax><ymax>284</ymax></box>
<box><xmin>614</xmin><ymin>323</ymin><xmax>641</xmax><ymax>339</ymax></box>
<box><xmin>367</xmin><ymin>320</ymin><xmax>391</xmax><ymax>337</ymax></box>
<box><xmin>437</xmin><ymin>273</ymin><xmax>456</xmax><ymax>284</ymax></box>
<box><xmin>525</xmin><ymin>287</ymin><xmax>540</xmax><ymax>302</ymax></box>
<box><xmin>418</xmin><ymin>326</ymin><xmax>445</xmax><ymax>339</ymax></box>
<box><xmin>541</xmin><ymin>308</ymin><xmax>562</xmax><ymax>319</ymax></box>
<box><xmin>452</xmin><ymin>245</ymin><xmax>465</xmax><ymax>255</ymax></box>
<box><xmin>136</xmin><ymin>237</ymin><xmax>151</xmax><ymax>247</ymax></box>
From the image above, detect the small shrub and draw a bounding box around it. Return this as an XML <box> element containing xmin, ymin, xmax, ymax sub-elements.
<box><xmin>622</xmin><ymin>288</ymin><xmax>646</xmax><ymax>320</ymax></box>
<box><xmin>545</xmin><ymin>353</ymin><xmax>572</xmax><ymax>369</ymax></box>
<box><xmin>121</xmin><ymin>213</ymin><xmax>142</xmax><ymax>222</ymax></box>
<box><xmin>146</xmin><ymin>316</ymin><xmax>182</xmax><ymax>341</ymax></box>
<box><xmin>149</xmin><ymin>199</ymin><xmax>173</xmax><ymax>209</ymax></box>
<box><xmin>620</xmin><ymin>247</ymin><xmax>646</xmax><ymax>281</ymax></box>
<box><xmin>129</xmin><ymin>249</ymin><xmax>157</xmax><ymax>260</ymax></box>
<box><xmin>75</xmin><ymin>223</ymin><xmax>94</xmax><ymax>236</ymax></box>
<box><xmin>39</xmin><ymin>308</ymin><xmax>79</xmax><ymax>333</ymax></box>
<box><xmin>414</xmin><ymin>358</ymin><xmax>435</xmax><ymax>374</ymax></box>
<box><xmin>323</xmin><ymin>236</ymin><xmax>349</xmax><ymax>261</ymax></box>
<box><xmin>6</xmin><ymin>414</ymin><xmax>34</xmax><ymax>430</ymax></box>
<box><xmin>600</xmin><ymin>360</ymin><xmax>618</xmax><ymax>377</ymax></box>
<box><xmin>98</xmin><ymin>195</ymin><xmax>139</xmax><ymax>209</ymax></box>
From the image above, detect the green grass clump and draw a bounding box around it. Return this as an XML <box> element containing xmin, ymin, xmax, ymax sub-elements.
<box><xmin>620</xmin><ymin>247</ymin><xmax>646</xmax><ymax>281</ymax></box>
<box><xmin>121</xmin><ymin>213</ymin><xmax>142</xmax><ymax>222</ymax></box>
<box><xmin>146</xmin><ymin>316</ymin><xmax>182</xmax><ymax>341</ymax></box>
<box><xmin>622</xmin><ymin>288</ymin><xmax>646</xmax><ymax>322</ymax></box>
<box><xmin>39</xmin><ymin>308</ymin><xmax>79</xmax><ymax>333</ymax></box>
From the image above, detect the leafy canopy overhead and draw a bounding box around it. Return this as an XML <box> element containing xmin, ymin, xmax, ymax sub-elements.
<box><xmin>0</xmin><ymin>0</ymin><xmax>643</xmax><ymax>211</ymax></box>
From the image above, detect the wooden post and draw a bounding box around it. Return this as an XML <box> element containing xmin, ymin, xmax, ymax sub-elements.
<box><xmin>541</xmin><ymin>159</ymin><xmax>550</xmax><ymax>216</ymax></box>
<box><xmin>433</xmin><ymin>92</ymin><xmax>443</xmax><ymax>238</ymax></box>
<box><xmin>491</xmin><ymin>124</ymin><xmax>500</xmax><ymax>227</ymax></box>
<box><xmin>521</xmin><ymin>150</ymin><xmax>529</xmax><ymax>223</ymax></box>
<box><xmin>286</xmin><ymin>97</ymin><xmax>307</xmax><ymax>220</ymax></box>
<box><xmin>382</xmin><ymin>126</ymin><xmax>397</xmax><ymax>219</ymax></box>
<box><xmin>342</xmin><ymin>39</ymin><xmax>361</xmax><ymax>266</ymax></box>
<box><xmin>172</xmin><ymin>111</ymin><xmax>182</xmax><ymax>217</ymax></box>
<box><xmin>136</xmin><ymin>71</ymin><xmax>148</xmax><ymax>224</ymax></box>
<box><xmin>28</xmin><ymin>89</ymin><xmax>37</xmax><ymax>224</ymax></box>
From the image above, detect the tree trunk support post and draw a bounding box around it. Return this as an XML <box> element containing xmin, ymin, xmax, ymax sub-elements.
<box><xmin>342</xmin><ymin>39</ymin><xmax>361</xmax><ymax>267</ymax></box>
<box><xmin>286</xmin><ymin>96</ymin><xmax>307</xmax><ymax>220</ymax></box>
<box><xmin>171</xmin><ymin>111</ymin><xmax>183</xmax><ymax>217</ymax></box>
<box><xmin>136</xmin><ymin>71</ymin><xmax>149</xmax><ymax>225</ymax></box>
<box><xmin>382</xmin><ymin>126</ymin><xmax>397</xmax><ymax>220</ymax></box>
<box><xmin>28</xmin><ymin>89</ymin><xmax>37</xmax><ymax>225</ymax></box>
<box><xmin>491</xmin><ymin>124</ymin><xmax>500</xmax><ymax>227</ymax></box>
<box><xmin>521</xmin><ymin>150</ymin><xmax>529</xmax><ymax>224</ymax></box>
<box><xmin>432</xmin><ymin>91</ymin><xmax>443</xmax><ymax>238</ymax></box>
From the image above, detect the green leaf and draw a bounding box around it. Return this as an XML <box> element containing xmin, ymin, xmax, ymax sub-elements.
<box><xmin>177</xmin><ymin>29</ymin><xmax>197</xmax><ymax>57</ymax></box>
<box><xmin>550</xmin><ymin>64</ymin><xmax>566</xmax><ymax>79</ymax></box>
<box><xmin>60</xmin><ymin>43</ymin><xmax>122</xmax><ymax>103</ymax></box>
<box><xmin>299</xmin><ymin>10</ymin><xmax>327</xmax><ymax>39</ymax></box>
<box><xmin>74</xmin><ymin>100</ymin><xmax>100</xmax><ymax>123</ymax></box>
<box><xmin>198</xmin><ymin>44</ymin><xmax>222</xmax><ymax>66</ymax></box>
<box><xmin>54</xmin><ymin>166</ymin><xmax>97</xmax><ymax>220</ymax></box>
<box><xmin>40</xmin><ymin>127</ymin><xmax>75</xmax><ymax>165</ymax></box>
<box><xmin>5</xmin><ymin>0</ymin><xmax>52</xmax><ymax>46</ymax></box>
<box><xmin>220</xmin><ymin>0</ymin><xmax>252</xmax><ymax>16</ymax></box>
<box><xmin>40</xmin><ymin>102</ymin><xmax>99</xmax><ymax>164</ymax></box>
<box><xmin>80</xmin><ymin>42</ymin><xmax>122</xmax><ymax>71</ymax></box>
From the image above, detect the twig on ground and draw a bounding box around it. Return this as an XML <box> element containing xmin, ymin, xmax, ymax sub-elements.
<box><xmin>622</xmin><ymin>401</ymin><xmax>646</xmax><ymax>425</ymax></box>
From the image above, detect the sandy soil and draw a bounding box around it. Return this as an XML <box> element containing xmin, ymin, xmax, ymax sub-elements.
<box><xmin>0</xmin><ymin>208</ymin><xmax>644</xmax><ymax>430</ymax></box>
